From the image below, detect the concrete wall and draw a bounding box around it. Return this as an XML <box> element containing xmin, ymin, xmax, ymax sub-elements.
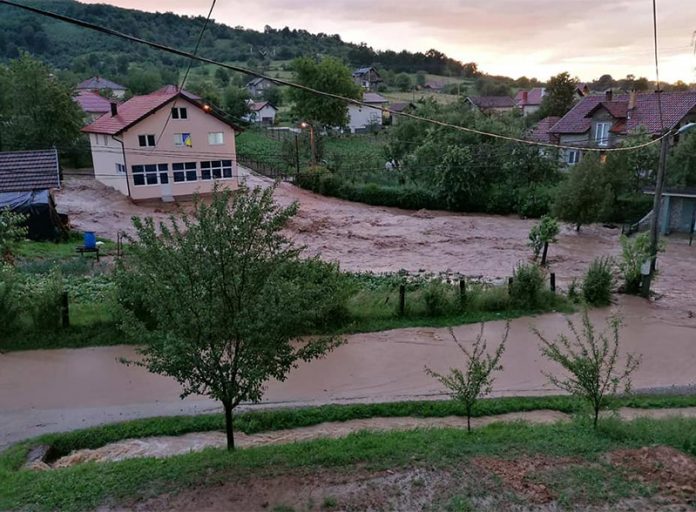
<box><xmin>665</xmin><ymin>196</ymin><xmax>696</xmax><ymax>233</ymax></box>
<box><xmin>89</xmin><ymin>133</ymin><xmax>129</xmax><ymax>196</ymax></box>
<box><xmin>119</xmin><ymin>97</ymin><xmax>238</xmax><ymax>201</ymax></box>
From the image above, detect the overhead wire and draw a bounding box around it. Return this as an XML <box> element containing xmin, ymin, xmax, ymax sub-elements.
<box><xmin>0</xmin><ymin>0</ymin><xmax>669</xmax><ymax>154</ymax></box>
<box><xmin>652</xmin><ymin>0</ymin><xmax>665</xmax><ymax>132</ymax></box>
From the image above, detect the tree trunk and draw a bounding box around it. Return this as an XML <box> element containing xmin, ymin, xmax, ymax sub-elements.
<box><xmin>466</xmin><ymin>405</ymin><xmax>472</xmax><ymax>433</ymax></box>
<box><xmin>541</xmin><ymin>242</ymin><xmax>549</xmax><ymax>266</ymax></box>
<box><xmin>593</xmin><ymin>406</ymin><xmax>599</xmax><ymax>429</ymax></box>
<box><xmin>223</xmin><ymin>400</ymin><xmax>235</xmax><ymax>451</ymax></box>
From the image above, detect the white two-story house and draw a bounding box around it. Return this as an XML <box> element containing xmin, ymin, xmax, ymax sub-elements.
<box><xmin>82</xmin><ymin>86</ymin><xmax>242</xmax><ymax>202</ymax></box>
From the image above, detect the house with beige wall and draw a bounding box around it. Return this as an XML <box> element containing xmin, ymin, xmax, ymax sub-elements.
<box><xmin>83</xmin><ymin>87</ymin><xmax>241</xmax><ymax>202</ymax></box>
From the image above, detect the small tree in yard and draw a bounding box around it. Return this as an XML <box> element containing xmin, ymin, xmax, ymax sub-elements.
<box><xmin>426</xmin><ymin>323</ymin><xmax>509</xmax><ymax>432</ymax></box>
<box><xmin>0</xmin><ymin>209</ymin><xmax>27</xmax><ymax>263</ymax></box>
<box><xmin>115</xmin><ymin>187</ymin><xmax>346</xmax><ymax>450</ymax></box>
<box><xmin>528</xmin><ymin>215</ymin><xmax>559</xmax><ymax>265</ymax></box>
<box><xmin>534</xmin><ymin>311</ymin><xmax>641</xmax><ymax>428</ymax></box>
<box><xmin>619</xmin><ymin>233</ymin><xmax>662</xmax><ymax>295</ymax></box>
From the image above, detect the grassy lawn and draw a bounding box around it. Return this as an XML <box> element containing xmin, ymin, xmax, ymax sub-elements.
<box><xmin>2</xmin><ymin>395</ymin><xmax>696</xmax><ymax>511</ymax></box>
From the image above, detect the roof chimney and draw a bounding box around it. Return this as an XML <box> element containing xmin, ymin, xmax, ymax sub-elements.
<box><xmin>521</xmin><ymin>90</ymin><xmax>528</xmax><ymax>105</ymax></box>
<box><xmin>110</xmin><ymin>102</ymin><xmax>118</xmax><ymax>116</ymax></box>
<box><xmin>605</xmin><ymin>89</ymin><xmax>613</xmax><ymax>102</ymax></box>
<box><xmin>628</xmin><ymin>89</ymin><xmax>637</xmax><ymax>112</ymax></box>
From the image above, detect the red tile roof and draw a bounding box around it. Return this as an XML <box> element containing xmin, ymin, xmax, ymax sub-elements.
<box><xmin>73</xmin><ymin>90</ymin><xmax>113</xmax><ymax>114</ymax></box>
<box><xmin>362</xmin><ymin>92</ymin><xmax>389</xmax><ymax>104</ymax></box>
<box><xmin>249</xmin><ymin>101</ymin><xmax>277</xmax><ymax>112</ymax></box>
<box><xmin>0</xmin><ymin>149</ymin><xmax>60</xmax><ymax>193</ymax></box>
<box><xmin>467</xmin><ymin>96</ymin><xmax>516</xmax><ymax>109</ymax></box>
<box><xmin>515</xmin><ymin>87</ymin><xmax>545</xmax><ymax>106</ymax></box>
<box><xmin>551</xmin><ymin>91</ymin><xmax>696</xmax><ymax>136</ymax></box>
<box><xmin>527</xmin><ymin>116</ymin><xmax>561</xmax><ymax>144</ymax></box>
<box><xmin>76</xmin><ymin>76</ymin><xmax>126</xmax><ymax>92</ymax></box>
<box><xmin>82</xmin><ymin>88</ymin><xmax>240</xmax><ymax>135</ymax></box>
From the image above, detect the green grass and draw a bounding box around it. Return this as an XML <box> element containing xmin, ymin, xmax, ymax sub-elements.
<box><xmin>2</xmin><ymin>407</ymin><xmax>696</xmax><ymax>511</ymax></box>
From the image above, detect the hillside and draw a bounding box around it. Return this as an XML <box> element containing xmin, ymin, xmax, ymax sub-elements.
<box><xmin>0</xmin><ymin>0</ymin><xmax>476</xmax><ymax>80</ymax></box>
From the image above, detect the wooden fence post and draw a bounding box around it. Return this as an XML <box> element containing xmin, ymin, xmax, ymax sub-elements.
<box><xmin>459</xmin><ymin>278</ymin><xmax>466</xmax><ymax>305</ymax></box>
<box><xmin>550</xmin><ymin>273</ymin><xmax>556</xmax><ymax>293</ymax></box>
<box><xmin>399</xmin><ymin>284</ymin><xmax>405</xmax><ymax>316</ymax></box>
<box><xmin>508</xmin><ymin>277</ymin><xmax>513</xmax><ymax>294</ymax></box>
<box><xmin>61</xmin><ymin>291</ymin><xmax>70</xmax><ymax>328</ymax></box>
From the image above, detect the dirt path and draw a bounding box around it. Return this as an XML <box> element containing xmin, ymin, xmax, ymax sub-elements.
<box><xmin>54</xmin><ymin>172</ymin><xmax>696</xmax><ymax>318</ymax></box>
<box><xmin>41</xmin><ymin>407</ymin><xmax>696</xmax><ymax>469</ymax></box>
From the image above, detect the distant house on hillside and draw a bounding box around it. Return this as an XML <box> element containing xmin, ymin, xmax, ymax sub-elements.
<box><xmin>352</xmin><ymin>67</ymin><xmax>383</xmax><ymax>91</ymax></box>
<box><xmin>244</xmin><ymin>101</ymin><xmax>278</xmax><ymax>126</ymax></box>
<box><xmin>0</xmin><ymin>149</ymin><xmax>64</xmax><ymax>240</ymax></box>
<box><xmin>515</xmin><ymin>87</ymin><xmax>546</xmax><ymax>116</ymax></box>
<box><xmin>549</xmin><ymin>90</ymin><xmax>696</xmax><ymax>166</ymax></box>
<box><xmin>347</xmin><ymin>92</ymin><xmax>388</xmax><ymax>133</ymax></box>
<box><xmin>76</xmin><ymin>76</ymin><xmax>127</xmax><ymax>99</ymax></box>
<box><xmin>82</xmin><ymin>85</ymin><xmax>242</xmax><ymax>202</ymax></box>
<box><xmin>246</xmin><ymin>77</ymin><xmax>275</xmax><ymax>97</ymax></box>
<box><xmin>465</xmin><ymin>95</ymin><xmax>516</xmax><ymax>114</ymax></box>
<box><xmin>74</xmin><ymin>90</ymin><xmax>114</xmax><ymax>122</ymax></box>
<box><xmin>423</xmin><ymin>80</ymin><xmax>445</xmax><ymax>93</ymax></box>
<box><xmin>388</xmin><ymin>102</ymin><xmax>416</xmax><ymax>125</ymax></box>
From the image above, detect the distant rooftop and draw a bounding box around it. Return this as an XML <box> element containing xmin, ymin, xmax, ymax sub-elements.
<box><xmin>73</xmin><ymin>90</ymin><xmax>113</xmax><ymax>114</ymax></box>
<box><xmin>76</xmin><ymin>76</ymin><xmax>126</xmax><ymax>92</ymax></box>
<box><xmin>467</xmin><ymin>96</ymin><xmax>516</xmax><ymax>109</ymax></box>
<box><xmin>0</xmin><ymin>149</ymin><xmax>60</xmax><ymax>193</ymax></box>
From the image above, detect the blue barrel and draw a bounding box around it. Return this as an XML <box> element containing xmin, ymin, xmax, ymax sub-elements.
<box><xmin>84</xmin><ymin>231</ymin><xmax>97</xmax><ymax>249</ymax></box>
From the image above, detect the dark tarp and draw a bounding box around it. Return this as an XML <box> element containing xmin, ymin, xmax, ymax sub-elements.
<box><xmin>0</xmin><ymin>190</ymin><xmax>66</xmax><ymax>241</ymax></box>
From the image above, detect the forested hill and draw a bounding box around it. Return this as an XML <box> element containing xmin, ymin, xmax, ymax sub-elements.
<box><xmin>0</xmin><ymin>0</ymin><xmax>475</xmax><ymax>77</ymax></box>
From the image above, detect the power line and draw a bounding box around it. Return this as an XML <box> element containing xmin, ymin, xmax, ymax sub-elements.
<box><xmin>0</xmin><ymin>0</ymin><xmax>667</xmax><ymax>154</ymax></box>
<box><xmin>652</xmin><ymin>0</ymin><xmax>665</xmax><ymax>131</ymax></box>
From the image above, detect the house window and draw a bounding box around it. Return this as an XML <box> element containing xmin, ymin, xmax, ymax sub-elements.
<box><xmin>171</xmin><ymin>107</ymin><xmax>188</xmax><ymax>119</ymax></box>
<box><xmin>200</xmin><ymin>160</ymin><xmax>233</xmax><ymax>180</ymax></box>
<box><xmin>172</xmin><ymin>162</ymin><xmax>197</xmax><ymax>182</ymax></box>
<box><xmin>138</xmin><ymin>134</ymin><xmax>156</xmax><ymax>147</ymax></box>
<box><xmin>102</xmin><ymin>135</ymin><xmax>109</xmax><ymax>146</ymax></box>
<box><xmin>173</xmin><ymin>133</ymin><xmax>192</xmax><ymax>147</ymax></box>
<box><xmin>566</xmin><ymin>149</ymin><xmax>580</xmax><ymax>165</ymax></box>
<box><xmin>594</xmin><ymin>122</ymin><xmax>611</xmax><ymax>147</ymax></box>
<box><xmin>208</xmin><ymin>132</ymin><xmax>224</xmax><ymax>145</ymax></box>
<box><xmin>131</xmin><ymin>163</ymin><xmax>168</xmax><ymax>185</ymax></box>
<box><xmin>115</xmin><ymin>163</ymin><xmax>126</xmax><ymax>174</ymax></box>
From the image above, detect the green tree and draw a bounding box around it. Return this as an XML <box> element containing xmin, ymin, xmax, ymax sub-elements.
<box><xmin>537</xmin><ymin>72</ymin><xmax>578</xmax><ymax>118</ymax></box>
<box><xmin>261</xmin><ymin>86</ymin><xmax>283</xmax><ymax>107</ymax></box>
<box><xmin>426</xmin><ymin>323</ymin><xmax>508</xmax><ymax>432</ymax></box>
<box><xmin>667</xmin><ymin>132</ymin><xmax>696</xmax><ymax>187</ymax></box>
<box><xmin>394</xmin><ymin>72</ymin><xmax>412</xmax><ymax>92</ymax></box>
<box><xmin>552</xmin><ymin>154</ymin><xmax>611</xmax><ymax>230</ymax></box>
<box><xmin>0</xmin><ymin>53</ymin><xmax>83</xmax><ymax>152</ymax></box>
<box><xmin>214</xmin><ymin>67</ymin><xmax>230</xmax><ymax>88</ymax></box>
<box><xmin>619</xmin><ymin>233</ymin><xmax>662</xmax><ymax>295</ymax></box>
<box><xmin>222</xmin><ymin>86</ymin><xmax>251</xmax><ymax>122</ymax></box>
<box><xmin>534</xmin><ymin>311</ymin><xmax>640</xmax><ymax>428</ymax></box>
<box><xmin>528</xmin><ymin>215</ymin><xmax>560</xmax><ymax>265</ymax></box>
<box><xmin>415</xmin><ymin>70</ymin><xmax>427</xmax><ymax>87</ymax></box>
<box><xmin>288</xmin><ymin>56</ymin><xmax>362</xmax><ymax>127</ymax></box>
<box><xmin>0</xmin><ymin>209</ymin><xmax>27</xmax><ymax>263</ymax></box>
<box><xmin>115</xmin><ymin>187</ymin><xmax>345</xmax><ymax>450</ymax></box>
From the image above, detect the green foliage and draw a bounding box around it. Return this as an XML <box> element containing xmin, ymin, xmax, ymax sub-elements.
<box><xmin>0</xmin><ymin>208</ymin><xmax>27</xmax><ymax>262</ymax></box>
<box><xmin>509</xmin><ymin>263</ymin><xmax>546</xmax><ymax>309</ymax></box>
<box><xmin>619</xmin><ymin>234</ymin><xmax>662</xmax><ymax>295</ymax></box>
<box><xmin>667</xmin><ymin>132</ymin><xmax>696</xmax><ymax>187</ymax></box>
<box><xmin>115</xmin><ymin>187</ymin><xmax>345</xmax><ymax>449</ymax></box>
<box><xmin>288</xmin><ymin>56</ymin><xmax>361</xmax><ymax>127</ymax></box>
<box><xmin>222</xmin><ymin>86</ymin><xmax>251</xmax><ymax>122</ymax></box>
<box><xmin>552</xmin><ymin>155</ymin><xmax>610</xmax><ymax>230</ymax></box>
<box><xmin>0</xmin><ymin>264</ymin><xmax>22</xmax><ymax>337</ymax></box>
<box><xmin>582</xmin><ymin>257</ymin><xmax>614</xmax><ymax>306</ymax></box>
<box><xmin>536</xmin><ymin>71</ymin><xmax>578</xmax><ymax>119</ymax></box>
<box><xmin>426</xmin><ymin>323</ymin><xmax>509</xmax><ymax>431</ymax></box>
<box><xmin>535</xmin><ymin>311</ymin><xmax>641</xmax><ymax>427</ymax></box>
<box><xmin>394</xmin><ymin>72</ymin><xmax>412</xmax><ymax>92</ymax></box>
<box><xmin>24</xmin><ymin>266</ymin><xmax>64</xmax><ymax>332</ymax></box>
<box><xmin>528</xmin><ymin>215</ymin><xmax>559</xmax><ymax>263</ymax></box>
<box><xmin>0</xmin><ymin>53</ymin><xmax>83</xmax><ymax>151</ymax></box>
<box><xmin>261</xmin><ymin>86</ymin><xmax>283</xmax><ymax>107</ymax></box>
<box><xmin>422</xmin><ymin>280</ymin><xmax>452</xmax><ymax>316</ymax></box>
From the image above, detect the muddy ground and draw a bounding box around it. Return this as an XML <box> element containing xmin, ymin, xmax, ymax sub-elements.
<box><xmin>101</xmin><ymin>445</ymin><xmax>696</xmax><ymax>511</ymax></box>
<box><xmin>54</xmin><ymin>172</ymin><xmax>696</xmax><ymax>318</ymax></box>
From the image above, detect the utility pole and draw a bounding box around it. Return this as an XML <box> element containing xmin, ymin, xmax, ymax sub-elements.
<box><xmin>648</xmin><ymin>130</ymin><xmax>671</xmax><ymax>274</ymax></box>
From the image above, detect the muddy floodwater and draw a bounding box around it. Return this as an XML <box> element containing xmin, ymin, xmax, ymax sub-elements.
<box><xmin>2</xmin><ymin>297</ymin><xmax>696</xmax><ymax>448</ymax></box>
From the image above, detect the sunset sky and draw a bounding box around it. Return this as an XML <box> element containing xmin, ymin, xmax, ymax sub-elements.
<box><xmin>81</xmin><ymin>0</ymin><xmax>696</xmax><ymax>83</ymax></box>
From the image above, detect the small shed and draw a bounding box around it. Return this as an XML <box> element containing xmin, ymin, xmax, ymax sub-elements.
<box><xmin>0</xmin><ymin>149</ymin><xmax>65</xmax><ymax>240</ymax></box>
<box><xmin>648</xmin><ymin>188</ymin><xmax>696</xmax><ymax>234</ymax></box>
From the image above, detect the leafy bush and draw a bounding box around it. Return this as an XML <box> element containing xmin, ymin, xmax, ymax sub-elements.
<box><xmin>619</xmin><ymin>234</ymin><xmax>656</xmax><ymax>295</ymax></box>
<box><xmin>422</xmin><ymin>281</ymin><xmax>452</xmax><ymax>316</ymax></box>
<box><xmin>509</xmin><ymin>263</ymin><xmax>545</xmax><ymax>309</ymax></box>
<box><xmin>528</xmin><ymin>215</ymin><xmax>560</xmax><ymax>264</ymax></box>
<box><xmin>0</xmin><ymin>209</ymin><xmax>27</xmax><ymax>262</ymax></box>
<box><xmin>24</xmin><ymin>267</ymin><xmax>64</xmax><ymax>332</ymax></box>
<box><xmin>0</xmin><ymin>264</ymin><xmax>22</xmax><ymax>338</ymax></box>
<box><xmin>582</xmin><ymin>257</ymin><xmax>614</xmax><ymax>306</ymax></box>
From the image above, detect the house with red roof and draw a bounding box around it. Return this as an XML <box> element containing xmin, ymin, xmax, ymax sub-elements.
<box><xmin>244</xmin><ymin>101</ymin><xmax>278</xmax><ymax>126</ymax></box>
<box><xmin>549</xmin><ymin>90</ymin><xmax>696</xmax><ymax>166</ymax></box>
<box><xmin>73</xmin><ymin>90</ymin><xmax>114</xmax><ymax>123</ymax></box>
<box><xmin>76</xmin><ymin>76</ymin><xmax>127</xmax><ymax>99</ymax></box>
<box><xmin>514</xmin><ymin>88</ymin><xmax>546</xmax><ymax>116</ymax></box>
<box><xmin>82</xmin><ymin>86</ymin><xmax>242</xmax><ymax>202</ymax></box>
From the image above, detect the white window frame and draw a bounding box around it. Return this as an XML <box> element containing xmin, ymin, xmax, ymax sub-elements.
<box><xmin>115</xmin><ymin>163</ymin><xmax>126</xmax><ymax>174</ymax></box>
<box><xmin>171</xmin><ymin>107</ymin><xmax>188</xmax><ymax>120</ymax></box>
<box><xmin>200</xmin><ymin>160</ymin><xmax>233</xmax><ymax>180</ymax></box>
<box><xmin>594</xmin><ymin>122</ymin><xmax>611</xmax><ymax>147</ymax></box>
<box><xmin>566</xmin><ymin>149</ymin><xmax>580</xmax><ymax>165</ymax></box>
<box><xmin>208</xmin><ymin>132</ymin><xmax>224</xmax><ymax>145</ymax></box>
<box><xmin>172</xmin><ymin>162</ymin><xmax>198</xmax><ymax>182</ymax></box>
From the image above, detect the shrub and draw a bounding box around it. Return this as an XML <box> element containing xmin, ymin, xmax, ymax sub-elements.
<box><xmin>422</xmin><ymin>280</ymin><xmax>451</xmax><ymax>316</ymax></box>
<box><xmin>509</xmin><ymin>263</ymin><xmax>545</xmax><ymax>309</ymax></box>
<box><xmin>619</xmin><ymin>234</ymin><xmax>659</xmax><ymax>295</ymax></box>
<box><xmin>0</xmin><ymin>209</ymin><xmax>27</xmax><ymax>263</ymax></box>
<box><xmin>0</xmin><ymin>264</ymin><xmax>23</xmax><ymax>338</ymax></box>
<box><xmin>528</xmin><ymin>215</ymin><xmax>560</xmax><ymax>265</ymax></box>
<box><xmin>582</xmin><ymin>257</ymin><xmax>614</xmax><ymax>306</ymax></box>
<box><xmin>25</xmin><ymin>267</ymin><xmax>64</xmax><ymax>332</ymax></box>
